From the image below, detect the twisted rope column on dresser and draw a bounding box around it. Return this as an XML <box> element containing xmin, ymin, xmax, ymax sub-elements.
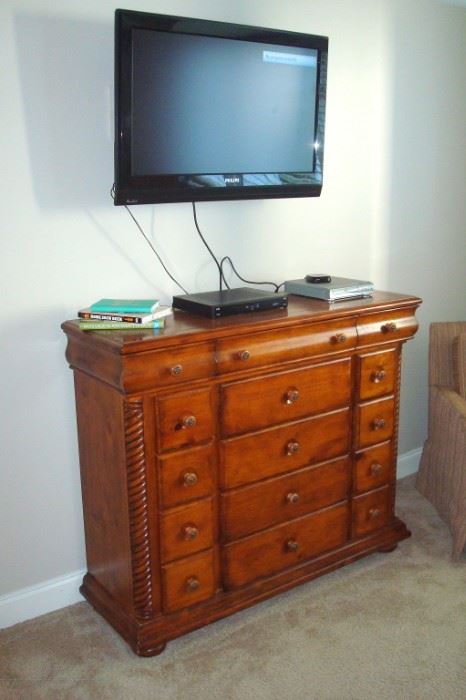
<box><xmin>124</xmin><ymin>399</ymin><xmax>154</xmax><ymax>620</ymax></box>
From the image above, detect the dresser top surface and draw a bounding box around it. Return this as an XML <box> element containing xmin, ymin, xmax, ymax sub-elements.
<box><xmin>62</xmin><ymin>291</ymin><xmax>421</xmax><ymax>355</ymax></box>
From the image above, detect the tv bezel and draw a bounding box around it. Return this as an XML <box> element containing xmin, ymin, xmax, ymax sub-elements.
<box><xmin>114</xmin><ymin>9</ymin><xmax>328</xmax><ymax>205</ymax></box>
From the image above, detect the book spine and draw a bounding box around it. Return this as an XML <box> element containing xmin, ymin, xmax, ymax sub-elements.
<box><xmin>79</xmin><ymin>320</ymin><xmax>165</xmax><ymax>330</ymax></box>
<box><xmin>78</xmin><ymin>311</ymin><xmax>148</xmax><ymax>323</ymax></box>
<box><xmin>89</xmin><ymin>299</ymin><xmax>159</xmax><ymax>313</ymax></box>
<box><xmin>90</xmin><ymin>304</ymin><xmax>158</xmax><ymax>314</ymax></box>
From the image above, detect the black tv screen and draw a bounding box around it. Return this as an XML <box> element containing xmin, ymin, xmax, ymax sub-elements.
<box><xmin>114</xmin><ymin>10</ymin><xmax>328</xmax><ymax>205</ymax></box>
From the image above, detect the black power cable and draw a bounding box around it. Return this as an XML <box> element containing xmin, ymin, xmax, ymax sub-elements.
<box><xmin>111</xmin><ymin>185</ymin><xmax>189</xmax><ymax>294</ymax></box>
<box><xmin>192</xmin><ymin>202</ymin><xmax>280</xmax><ymax>293</ymax></box>
<box><xmin>192</xmin><ymin>202</ymin><xmax>230</xmax><ymax>290</ymax></box>
<box><xmin>220</xmin><ymin>256</ymin><xmax>280</xmax><ymax>292</ymax></box>
<box><xmin>112</xmin><ymin>187</ymin><xmax>282</xmax><ymax>297</ymax></box>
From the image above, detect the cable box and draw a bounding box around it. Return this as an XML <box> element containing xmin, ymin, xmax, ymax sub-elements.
<box><xmin>172</xmin><ymin>287</ymin><xmax>288</xmax><ymax>319</ymax></box>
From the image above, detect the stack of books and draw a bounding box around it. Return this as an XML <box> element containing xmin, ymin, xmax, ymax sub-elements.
<box><xmin>77</xmin><ymin>298</ymin><xmax>172</xmax><ymax>330</ymax></box>
<box><xmin>284</xmin><ymin>276</ymin><xmax>374</xmax><ymax>302</ymax></box>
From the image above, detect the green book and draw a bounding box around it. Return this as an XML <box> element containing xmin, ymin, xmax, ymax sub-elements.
<box><xmin>89</xmin><ymin>298</ymin><xmax>160</xmax><ymax>313</ymax></box>
<box><xmin>79</xmin><ymin>319</ymin><xmax>165</xmax><ymax>330</ymax></box>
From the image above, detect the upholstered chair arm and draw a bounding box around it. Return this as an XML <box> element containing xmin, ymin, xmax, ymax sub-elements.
<box><xmin>452</xmin><ymin>332</ymin><xmax>466</xmax><ymax>399</ymax></box>
<box><xmin>428</xmin><ymin>322</ymin><xmax>466</xmax><ymax>389</ymax></box>
<box><xmin>417</xmin><ymin>386</ymin><xmax>466</xmax><ymax>560</ymax></box>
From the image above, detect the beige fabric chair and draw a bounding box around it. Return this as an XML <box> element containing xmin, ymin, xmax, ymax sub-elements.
<box><xmin>416</xmin><ymin>322</ymin><xmax>466</xmax><ymax>560</ymax></box>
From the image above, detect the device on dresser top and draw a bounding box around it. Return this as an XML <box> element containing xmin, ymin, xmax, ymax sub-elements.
<box><xmin>172</xmin><ymin>287</ymin><xmax>288</xmax><ymax>319</ymax></box>
<box><xmin>305</xmin><ymin>274</ymin><xmax>332</xmax><ymax>283</ymax></box>
<box><xmin>285</xmin><ymin>276</ymin><xmax>374</xmax><ymax>301</ymax></box>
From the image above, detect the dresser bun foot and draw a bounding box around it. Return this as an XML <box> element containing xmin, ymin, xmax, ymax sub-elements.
<box><xmin>136</xmin><ymin>641</ymin><xmax>167</xmax><ymax>657</ymax></box>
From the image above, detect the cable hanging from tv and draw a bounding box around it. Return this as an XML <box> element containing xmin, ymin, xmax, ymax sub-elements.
<box><xmin>111</xmin><ymin>185</ymin><xmax>282</xmax><ymax>301</ymax></box>
<box><xmin>192</xmin><ymin>202</ymin><xmax>280</xmax><ymax>293</ymax></box>
<box><xmin>111</xmin><ymin>183</ymin><xmax>188</xmax><ymax>294</ymax></box>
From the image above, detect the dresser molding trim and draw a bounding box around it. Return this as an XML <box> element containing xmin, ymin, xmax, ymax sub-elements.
<box><xmin>124</xmin><ymin>399</ymin><xmax>155</xmax><ymax>620</ymax></box>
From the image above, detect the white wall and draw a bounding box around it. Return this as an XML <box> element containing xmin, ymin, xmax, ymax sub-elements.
<box><xmin>1</xmin><ymin>0</ymin><xmax>465</xmax><ymax>625</ymax></box>
<box><xmin>385</xmin><ymin>0</ymin><xmax>466</xmax><ymax>453</ymax></box>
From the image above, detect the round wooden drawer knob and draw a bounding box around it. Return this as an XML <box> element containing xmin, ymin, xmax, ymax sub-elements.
<box><xmin>286</xmin><ymin>440</ymin><xmax>300</xmax><ymax>456</ymax></box>
<box><xmin>286</xmin><ymin>492</ymin><xmax>300</xmax><ymax>504</ymax></box>
<box><xmin>286</xmin><ymin>539</ymin><xmax>299</xmax><ymax>552</ymax></box>
<box><xmin>181</xmin><ymin>415</ymin><xmax>197</xmax><ymax>429</ymax></box>
<box><xmin>370</xmin><ymin>462</ymin><xmax>383</xmax><ymax>476</ymax></box>
<box><xmin>369</xmin><ymin>507</ymin><xmax>382</xmax><ymax>520</ymax></box>
<box><xmin>186</xmin><ymin>577</ymin><xmax>200</xmax><ymax>592</ymax></box>
<box><xmin>183</xmin><ymin>472</ymin><xmax>198</xmax><ymax>487</ymax></box>
<box><xmin>238</xmin><ymin>350</ymin><xmax>250</xmax><ymax>361</ymax></box>
<box><xmin>371</xmin><ymin>369</ymin><xmax>386</xmax><ymax>383</ymax></box>
<box><xmin>285</xmin><ymin>388</ymin><xmax>300</xmax><ymax>405</ymax></box>
<box><xmin>381</xmin><ymin>321</ymin><xmax>397</xmax><ymax>333</ymax></box>
<box><xmin>170</xmin><ymin>364</ymin><xmax>183</xmax><ymax>376</ymax></box>
<box><xmin>183</xmin><ymin>525</ymin><xmax>199</xmax><ymax>540</ymax></box>
<box><xmin>332</xmin><ymin>333</ymin><xmax>346</xmax><ymax>344</ymax></box>
<box><xmin>371</xmin><ymin>417</ymin><xmax>386</xmax><ymax>430</ymax></box>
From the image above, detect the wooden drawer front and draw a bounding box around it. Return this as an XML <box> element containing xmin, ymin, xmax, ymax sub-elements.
<box><xmin>124</xmin><ymin>342</ymin><xmax>215</xmax><ymax>392</ymax></box>
<box><xmin>358</xmin><ymin>349</ymin><xmax>397</xmax><ymax>401</ymax></box>
<box><xmin>216</xmin><ymin>319</ymin><xmax>357</xmax><ymax>374</ymax></box>
<box><xmin>160</xmin><ymin>498</ymin><xmax>214</xmax><ymax>563</ymax></box>
<box><xmin>356</xmin><ymin>397</ymin><xmax>395</xmax><ymax>449</ymax></box>
<box><xmin>221</xmin><ymin>457</ymin><xmax>350</xmax><ymax>542</ymax></box>
<box><xmin>158</xmin><ymin>444</ymin><xmax>215</xmax><ymax>509</ymax></box>
<box><xmin>156</xmin><ymin>388</ymin><xmax>215</xmax><ymax>452</ymax></box>
<box><xmin>357</xmin><ymin>308</ymin><xmax>418</xmax><ymax>348</ymax></box>
<box><xmin>354</xmin><ymin>442</ymin><xmax>393</xmax><ymax>495</ymax></box>
<box><xmin>162</xmin><ymin>550</ymin><xmax>215</xmax><ymax>613</ymax></box>
<box><xmin>221</xmin><ymin>359</ymin><xmax>351</xmax><ymax>437</ymax></box>
<box><xmin>223</xmin><ymin>503</ymin><xmax>349</xmax><ymax>589</ymax></box>
<box><xmin>221</xmin><ymin>409</ymin><xmax>350</xmax><ymax>490</ymax></box>
<box><xmin>352</xmin><ymin>487</ymin><xmax>391</xmax><ymax>538</ymax></box>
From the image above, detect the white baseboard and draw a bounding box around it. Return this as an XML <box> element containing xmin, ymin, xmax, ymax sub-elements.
<box><xmin>397</xmin><ymin>446</ymin><xmax>422</xmax><ymax>479</ymax></box>
<box><xmin>0</xmin><ymin>569</ymin><xmax>85</xmax><ymax>630</ymax></box>
<box><xmin>0</xmin><ymin>447</ymin><xmax>423</xmax><ymax>630</ymax></box>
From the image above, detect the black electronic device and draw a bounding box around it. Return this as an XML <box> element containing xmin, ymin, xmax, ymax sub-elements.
<box><xmin>305</xmin><ymin>274</ymin><xmax>331</xmax><ymax>283</ymax></box>
<box><xmin>172</xmin><ymin>287</ymin><xmax>288</xmax><ymax>319</ymax></box>
<box><xmin>114</xmin><ymin>9</ymin><xmax>328</xmax><ymax>205</ymax></box>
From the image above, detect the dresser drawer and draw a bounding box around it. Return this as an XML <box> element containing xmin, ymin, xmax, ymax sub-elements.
<box><xmin>357</xmin><ymin>309</ymin><xmax>418</xmax><ymax>348</ymax></box>
<box><xmin>354</xmin><ymin>442</ymin><xmax>393</xmax><ymax>495</ymax></box>
<box><xmin>216</xmin><ymin>319</ymin><xmax>357</xmax><ymax>374</ymax></box>
<box><xmin>223</xmin><ymin>502</ymin><xmax>349</xmax><ymax>589</ymax></box>
<box><xmin>221</xmin><ymin>359</ymin><xmax>352</xmax><ymax>437</ymax></box>
<box><xmin>221</xmin><ymin>409</ymin><xmax>350</xmax><ymax>489</ymax></box>
<box><xmin>155</xmin><ymin>387</ymin><xmax>215</xmax><ymax>452</ymax></box>
<box><xmin>221</xmin><ymin>457</ymin><xmax>350</xmax><ymax>542</ymax></box>
<box><xmin>352</xmin><ymin>486</ymin><xmax>391</xmax><ymax>538</ymax></box>
<box><xmin>355</xmin><ymin>396</ymin><xmax>395</xmax><ymax>449</ymax></box>
<box><xmin>160</xmin><ymin>498</ymin><xmax>214</xmax><ymax>563</ymax></box>
<box><xmin>162</xmin><ymin>550</ymin><xmax>215</xmax><ymax>613</ymax></box>
<box><xmin>158</xmin><ymin>444</ymin><xmax>215</xmax><ymax>509</ymax></box>
<box><xmin>124</xmin><ymin>342</ymin><xmax>215</xmax><ymax>392</ymax></box>
<box><xmin>357</xmin><ymin>349</ymin><xmax>397</xmax><ymax>401</ymax></box>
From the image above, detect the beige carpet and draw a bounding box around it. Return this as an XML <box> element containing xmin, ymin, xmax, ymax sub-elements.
<box><xmin>1</xmin><ymin>475</ymin><xmax>465</xmax><ymax>700</ymax></box>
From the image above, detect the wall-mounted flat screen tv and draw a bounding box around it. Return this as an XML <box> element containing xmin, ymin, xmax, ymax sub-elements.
<box><xmin>114</xmin><ymin>10</ymin><xmax>328</xmax><ymax>205</ymax></box>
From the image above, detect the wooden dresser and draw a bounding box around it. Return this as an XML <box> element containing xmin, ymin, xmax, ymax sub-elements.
<box><xmin>62</xmin><ymin>291</ymin><xmax>421</xmax><ymax>656</ymax></box>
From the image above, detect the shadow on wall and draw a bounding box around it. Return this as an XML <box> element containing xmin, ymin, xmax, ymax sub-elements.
<box><xmin>14</xmin><ymin>11</ymin><xmax>113</xmax><ymax>209</ymax></box>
